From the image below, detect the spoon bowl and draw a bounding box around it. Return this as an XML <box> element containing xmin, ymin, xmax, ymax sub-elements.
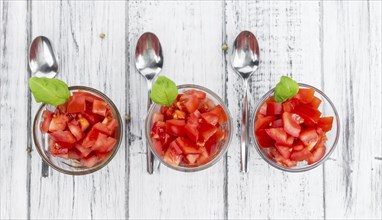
<box><xmin>135</xmin><ymin>32</ymin><xmax>163</xmax><ymax>174</ymax></box>
<box><xmin>29</xmin><ymin>36</ymin><xmax>58</xmax><ymax>78</ymax></box>
<box><xmin>231</xmin><ymin>31</ymin><xmax>260</xmax><ymax>173</ymax></box>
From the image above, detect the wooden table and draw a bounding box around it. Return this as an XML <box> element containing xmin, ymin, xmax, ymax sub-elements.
<box><xmin>1</xmin><ymin>1</ymin><xmax>381</xmax><ymax>219</ymax></box>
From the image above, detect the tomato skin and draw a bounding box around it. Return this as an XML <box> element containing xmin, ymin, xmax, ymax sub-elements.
<box><xmin>309</xmin><ymin>96</ymin><xmax>322</xmax><ymax>109</ymax></box>
<box><xmin>275</xmin><ymin>143</ymin><xmax>292</xmax><ymax>159</ymax></box>
<box><xmin>198</xmin><ymin>123</ymin><xmax>218</xmax><ymax>146</ymax></box>
<box><xmin>68</xmin><ymin>121</ymin><xmax>85</xmax><ymax>141</ymax></box>
<box><xmin>50</xmin><ymin>130</ymin><xmax>77</xmax><ymax>148</ymax></box>
<box><xmin>282</xmin><ymin>98</ymin><xmax>299</xmax><ymax>112</ymax></box>
<box><xmin>255</xmin><ymin>129</ymin><xmax>275</xmax><ymax>148</ymax></box>
<box><xmin>92</xmin><ymin>100</ymin><xmax>108</xmax><ymax>117</ymax></box>
<box><xmin>293</xmin><ymin>104</ymin><xmax>321</xmax><ymax>124</ymax></box>
<box><xmin>265</xmin><ymin>128</ymin><xmax>293</xmax><ymax>146</ymax></box>
<box><xmin>40</xmin><ymin>110</ymin><xmax>53</xmax><ymax>133</ymax></box>
<box><xmin>185</xmin><ymin>89</ymin><xmax>206</xmax><ymax>100</ymax></box>
<box><xmin>255</xmin><ymin>116</ymin><xmax>276</xmax><ymax>131</ymax></box>
<box><xmin>267</xmin><ymin>102</ymin><xmax>282</xmax><ymax>115</ymax></box>
<box><xmin>290</xmin><ymin>148</ymin><xmax>313</xmax><ymax>161</ymax></box>
<box><xmin>166</xmin><ymin>119</ymin><xmax>186</xmax><ymax>137</ymax></box>
<box><xmin>299</xmin><ymin>128</ymin><xmax>319</xmax><ymax>150</ymax></box>
<box><xmin>72</xmin><ymin>92</ymin><xmax>103</xmax><ymax>103</ymax></box>
<box><xmin>184</xmin><ymin>123</ymin><xmax>199</xmax><ymax>143</ymax></box>
<box><xmin>317</xmin><ymin>116</ymin><xmax>334</xmax><ymax>132</ymax></box>
<box><xmin>49</xmin><ymin>115</ymin><xmax>69</xmax><ymax>132</ymax></box>
<box><xmin>295</xmin><ymin>88</ymin><xmax>315</xmax><ymax>104</ymax></box>
<box><xmin>176</xmin><ymin>137</ymin><xmax>202</xmax><ymax>154</ymax></box>
<box><xmin>67</xmin><ymin>94</ymin><xmax>86</xmax><ymax>114</ymax></box>
<box><xmin>180</xmin><ymin>94</ymin><xmax>201</xmax><ymax>113</ymax></box>
<box><xmin>282</xmin><ymin>112</ymin><xmax>301</xmax><ymax>137</ymax></box>
<box><xmin>209</xmin><ymin>105</ymin><xmax>228</xmax><ymax>125</ymax></box>
<box><xmin>308</xmin><ymin>146</ymin><xmax>326</xmax><ymax>164</ymax></box>
<box><xmin>163</xmin><ymin>142</ymin><xmax>183</xmax><ymax>166</ymax></box>
<box><xmin>200</xmin><ymin>112</ymin><xmax>219</xmax><ymax>126</ymax></box>
<box><xmin>199</xmin><ymin>98</ymin><xmax>215</xmax><ymax>113</ymax></box>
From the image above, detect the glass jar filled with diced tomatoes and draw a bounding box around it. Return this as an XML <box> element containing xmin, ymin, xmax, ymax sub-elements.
<box><xmin>146</xmin><ymin>84</ymin><xmax>232</xmax><ymax>172</ymax></box>
<box><xmin>33</xmin><ymin>86</ymin><xmax>123</xmax><ymax>175</ymax></box>
<box><xmin>252</xmin><ymin>83</ymin><xmax>340</xmax><ymax>172</ymax></box>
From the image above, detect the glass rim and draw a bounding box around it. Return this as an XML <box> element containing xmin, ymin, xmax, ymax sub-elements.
<box><xmin>32</xmin><ymin>85</ymin><xmax>123</xmax><ymax>175</ymax></box>
<box><xmin>145</xmin><ymin>84</ymin><xmax>233</xmax><ymax>172</ymax></box>
<box><xmin>251</xmin><ymin>83</ymin><xmax>341</xmax><ymax>172</ymax></box>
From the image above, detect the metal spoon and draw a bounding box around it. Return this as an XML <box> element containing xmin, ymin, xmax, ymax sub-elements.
<box><xmin>29</xmin><ymin>36</ymin><xmax>59</xmax><ymax>177</ymax></box>
<box><xmin>135</xmin><ymin>32</ymin><xmax>163</xmax><ymax>174</ymax></box>
<box><xmin>231</xmin><ymin>31</ymin><xmax>260</xmax><ymax>173</ymax></box>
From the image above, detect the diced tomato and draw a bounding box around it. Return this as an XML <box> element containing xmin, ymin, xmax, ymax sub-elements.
<box><xmin>309</xmin><ymin>96</ymin><xmax>322</xmax><ymax>109</ymax></box>
<box><xmin>152</xmin><ymin>112</ymin><xmax>164</xmax><ymax>123</ymax></box>
<box><xmin>282</xmin><ymin>112</ymin><xmax>301</xmax><ymax>137</ymax></box>
<box><xmin>187</xmin><ymin>111</ymin><xmax>200</xmax><ymax>125</ymax></box>
<box><xmin>267</xmin><ymin>102</ymin><xmax>282</xmax><ymax>115</ymax></box>
<box><xmin>201</xmin><ymin>112</ymin><xmax>219</xmax><ymax>126</ymax></box>
<box><xmin>152</xmin><ymin>139</ymin><xmax>163</xmax><ymax>156</ymax></box>
<box><xmin>96</xmin><ymin>152</ymin><xmax>111</xmax><ymax>161</ymax></box>
<box><xmin>265</xmin><ymin>128</ymin><xmax>293</xmax><ymax>146</ymax></box>
<box><xmin>150</xmin><ymin>121</ymin><xmax>166</xmax><ymax>141</ymax></box>
<box><xmin>270</xmin><ymin>119</ymin><xmax>283</xmax><ymax>128</ymax></box>
<box><xmin>198</xmin><ymin>123</ymin><xmax>218</xmax><ymax>146</ymax></box>
<box><xmin>290</xmin><ymin>148</ymin><xmax>313</xmax><ymax>161</ymax></box>
<box><xmin>308</xmin><ymin>146</ymin><xmax>326</xmax><ymax>164</ymax></box>
<box><xmin>282</xmin><ymin>98</ymin><xmax>299</xmax><ymax>112</ymax></box>
<box><xmin>77</xmin><ymin>114</ymin><xmax>90</xmax><ymax>131</ymax></box>
<box><xmin>255</xmin><ymin>129</ymin><xmax>275</xmax><ymax>148</ymax></box>
<box><xmin>293</xmin><ymin>143</ymin><xmax>305</xmax><ymax>152</ymax></box>
<box><xmin>254</xmin><ymin>116</ymin><xmax>275</xmax><ymax>131</ymax></box>
<box><xmin>68</xmin><ymin>121</ymin><xmax>84</xmax><ymax>140</ymax></box>
<box><xmin>185</xmin><ymin>123</ymin><xmax>199</xmax><ymax>142</ymax></box>
<box><xmin>92</xmin><ymin>134</ymin><xmax>116</xmax><ymax>153</ymax></box>
<box><xmin>49</xmin><ymin>140</ymin><xmax>69</xmax><ymax>156</ymax></box>
<box><xmin>166</xmin><ymin>119</ymin><xmax>186</xmax><ymax>137</ymax></box>
<box><xmin>68</xmin><ymin>148</ymin><xmax>82</xmax><ymax>160</ymax></box>
<box><xmin>199</xmin><ymin>98</ymin><xmax>215</xmax><ymax>113</ymax></box>
<box><xmin>72</xmin><ymin>92</ymin><xmax>103</xmax><ymax>103</ymax></box>
<box><xmin>317</xmin><ymin>117</ymin><xmax>334</xmax><ymax>132</ymax></box>
<box><xmin>299</xmin><ymin>128</ymin><xmax>319</xmax><ymax>150</ymax></box>
<box><xmin>295</xmin><ymin>88</ymin><xmax>315</xmax><ymax>104</ymax></box>
<box><xmin>82</xmin><ymin>111</ymin><xmax>102</xmax><ymax>125</ymax></box>
<box><xmin>82</xmin><ymin>128</ymin><xmax>99</xmax><ymax>148</ymax></box>
<box><xmin>80</xmin><ymin>154</ymin><xmax>101</xmax><ymax>168</ymax></box>
<box><xmin>50</xmin><ymin>130</ymin><xmax>77</xmax><ymax>148</ymax></box>
<box><xmin>186</xmin><ymin>154</ymin><xmax>200</xmax><ymax>164</ymax></box>
<box><xmin>293</xmin><ymin>104</ymin><xmax>321</xmax><ymax>124</ymax></box>
<box><xmin>171</xmin><ymin>110</ymin><xmax>185</xmax><ymax>120</ymax></box>
<box><xmin>75</xmin><ymin>144</ymin><xmax>93</xmax><ymax>157</ymax></box>
<box><xmin>92</xmin><ymin>100</ymin><xmax>108</xmax><ymax>116</ymax></box>
<box><xmin>211</xmin><ymin>128</ymin><xmax>225</xmax><ymax>142</ymax></box>
<box><xmin>93</xmin><ymin>122</ymin><xmax>110</xmax><ymax>135</ymax></box>
<box><xmin>196</xmin><ymin>152</ymin><xmax>209</xmax><ymax>166</ymax></box>
<box><xmin>163</xmin><ymin>145</ymin><xmax>183</xmax><ymax>166</ymax></box>
<box><xmin>275</xmin><ymin>143</ymin><xmax>292</xmax><ymax>159</ymax></box>
<box><xmin>258</xmin><ymin>102</ymin><xmax>267</xmax><ymax>116</ymax></box>
<box><xmin>184</xmin><ymin>89</ymin><xmax>206</xmax><ymax>100</ymax></box>
<box><xmin>180</xmin><ymin>94</ymin><xmax>201</xmax><ymax>113</ymax></box>
<box><xmin>209</xmin><ymin>105</ymin><xmax>228</xmax><ymax>125</ymax></box>
<box><xmin>67</xmin><ymin>94</ymin><xmax>86</xmax><ymax>114</ymax></box>
<box><xmin>40</xmin><ymin>110</ymin><xmax>53</xmax><ymax>133</ymax></box>
<box><xmin>104</xmin><ymin>118</ymin><xmax>117</xmax><ymax>135</ymax></box>
<box><xmin>48</xmin><ymin>115</ymin><xmax>68</xmax><ymax>132</ymax></box>
<box><xmin>176</xmin><ymin>137</ymin><xmax>202</xmax><ymax>154</ymax></box>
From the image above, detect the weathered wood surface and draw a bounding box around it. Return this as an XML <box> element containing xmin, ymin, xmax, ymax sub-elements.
<box><xmin>0</xmin><ymin>1</ymin><xmax>381</xmax><ymax>219</ymax></box>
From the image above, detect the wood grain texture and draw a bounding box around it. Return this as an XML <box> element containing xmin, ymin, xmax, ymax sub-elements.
<box><xmin>225</xmin><ymin>1</ymin><xmax>324</xmax><ymax>219</ymax></box>
<box><xmin>29</xmin><ymin>1</ymin><xmax>126</xmax><ymax>219</ymax></box>
<box><xmin>0</xmin><ymin>0</ymin><xmax>380</xmax><ymax>219</ymax></box>
<box><xmin>322</xmin><ymin>1</ymin><xmax>382</xmax><ymax>219</ymax></box>
<box><xmin>0</xmin><ymin>1</ymin><xmax>29</xmax><ymax>219</ymax></box>
<box><xmin>127</xmin><ymin>1</ymin><xmax>226</xmax><ymax>219</ymax></box>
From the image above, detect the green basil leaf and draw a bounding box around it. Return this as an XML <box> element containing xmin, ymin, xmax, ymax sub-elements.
<box><xmin>149</xmin><ymin>76</ymin><xmax>178</xmax><ymax>106</ymax></box>
<box><xmin>274</xmin><ymin>76</ymin><xmax>299</xmax><ymax>103</ymax></box>
<box><xmin>29</xmin><ymin>77</ymin><xmax>70</xmax><ymax>106</ymax></box>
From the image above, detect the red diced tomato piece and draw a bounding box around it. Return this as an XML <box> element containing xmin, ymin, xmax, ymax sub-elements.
<box><xmin>309</xmin><ymin>96</ymin><xmax>322</xmax><ymax>109</ymax></box>
<box><xmin>82</xmin><ymin>128</ymin><xmax>99</xmax><ymax>148</ymax></box>
<box><xmin>173</xmin><ymin>110</ymin><xmax>186</xmax><ymax>120</ymax></box>
<box><xmin>265</xmin><ymin>128</ymin><xmax>293</xmax><ymax>146</ymax></box>
<box><xmin>92</xmin><ymin>135</ymin><xmax>116</xmax><ymax>153</ymax></box>
<box><xmin>295</xmin><ymin>88</ymin><xmax>315</xmax><ymax>104</ymax></box>
<box><xmin>308</xmin><ymin>146</ymin><xmax>326</xmax><ymax>164</ymax></box>
<box><xmin>104</xmin><ymin>118</ymin><xmax>118</xmax><ymax>135</ymax></box>
<box><xmin>152</xmin><ymin>112</ymin><xmax>164</xmax><ymax>123</ymax></box>
<box><xmin>50</xmin><ymin>130</ymin><xmax>77</xmax><ymax>148</ymax></box>
<box><xmin>317</xmin><ymin>116</ymin><xmax>334</xmax><ymax>132</ymax></box>
<box><xmin>67</xmin><ymin>94</ymin><xmax>86</xmax><ymax>114</ymax></box>
<box><xmin>82</xmin><ymin>111</ymin><xmax>102</xmax><ymax>125</ymax></box>
<box><xmin>275</xmin><ymin>143</ymin><xmax>292</xmax><ymax>159</ymax></box>
<box><xmin>152</xmin><ymin>139</ymin><xmax>163</xmax><ymax>156</ymax></box>
<box><xmin>186</xmin><ymin>154</ymin><xmax>200</xmax><ymax>164</ymax></box>
<box><xmin>258</xmin><ymin>102</ymin><xmax>267</xmax><ymax>116</ymax></box>
<box><xmin>290</xmin><ymin>148</ymin><xmax>313</xmax><ymax>161</ymax></box>
<box><xmin>293</xmin><ymin>104</ymin><xmax>321</xmax><ymax>124</ymax></box>
<box><xmin>75</xmin><ymin>144</ymin><xmax>92</xmax><ymax>157</ymax></box>
<box><xmin>93</xmin><ymin>122</ymin><xmax>110</xmax><ymax>135</ymax></box>
<box><xmin>209</xmin><ymin>105</ymin><xmax>228</xmax><ymax>125</ymax></box>
<box><xmin>68</xmin><ymin>121</ymin><xmax>84</xmax><ymax>140</ymax></box>
<box><xmin>166</xmin><ymin>119</ymin><xmax>186</xmax><ymax>137</ymax></box>
<box><xmin>68</xmin><ymin>148</ymin><xmax>82</xmax><ymax>160</ymax></box>
<box><xmin>199</xmin><ymin>98</ymin><xmax>215</xmax><ymax>113</ymax></box>
<box><xmin>201</xmin><ymin>112</ymin><xmax>219</xmax><ymax>126</ymax></box>
<box><xmin>198</xmin><ymin>123</ymin><xmax>218</xmax><ymax>146</ymax></box>
<box><xmin>176</xmin><ymin>137</ymin><xmax>202</xmax><ymax>154</ymax></box>
<box><xmin>185</xmin><ymin>123</ymin><xmax>199</xmax><ymax>143</ymax></box>
<box><xmin>180</xmin><ymin>94</ymin><xmax>201</xmax><ymax>113</ymax></box>
<box><xmin>185</xmin><ymin>89</ymin><xmax>206</xmax><ymax>100</ymax></box>
<box><xmin>270</xmin><ymin>119</ymin><xmax>283</xmax><ymax>128</ymax></box>
<box><xmin>72</xmin><ymin>92</ymin><xmax>103</xmax><ymax>103</ymax></box>
<box><xmin>92</xmin><ymin>100</ymin><xmax>108</xmax><ymax>116</ymax></box>
<box><xmin>293</xmin><ymin>143</ymin><xmax>305</xmax><ymax>152</ymax></box>
<box><xmin>255</xmin><ymin>129</ymin><xmax>275</xmax><ymax>148</ymax></box>
<box><xmin>282</xmin><ymin>98</ymin><xmax>299</xmax><ymax>112</ymax></box>
<box><xmin>282</xmin><ymin>112</ymin><xmax>301</xmax><ymax>137</ymax></box>
<box><xmin>266</xmin><ymin>102</ymin><xmax>282</xmax><ymax>115</ymax></box>
<box><xmin>254</xmin><ymin>116</ymin><xmax>275</xmax><ymax>131</ymax></box>
<box><xmin>49</xmin><ymin>139</ymin><xmax>69</xmax><ymax>156</ymax></box>
<box><xmin>80</xmin><ymin>154</ymin><xmax>101</xmax><ymax>168</ymax></box>
<box><xmin>77</xmin><ymin>114</ymin><xmax>90</xmax><ymax>131</ymax></box>
<box><xmin>40</xmin><ymin>110</ymin><xmax>54</xmax><ymax>133</ymax></box>
<box><xmin>48</xmin><ymin>115</ymin><xmax>68</xmax><ymax>132</ymax></box>
<box><xmin>299</xmin><ymin>128</ymin><xmax>319</xmax><ymax>150</ymax></box>
<box><xmin>163</xmin><ymin>144</ymin><xmax>183</xmax><ymax>166</ymax></box>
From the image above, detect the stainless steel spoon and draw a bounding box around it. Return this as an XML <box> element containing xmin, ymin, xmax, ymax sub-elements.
<box><xmin>135</xmin><ymin>32</ymin><xmax>163</xmax><ymax>174</ymax></box>
<box><xmin>29</xmin><ymin>36</ymin><xmax>59</xmax><ymax>177</ymax></box>
<box><xmin>231</xmin><ymin>31</ymin><xmax>260</xmax><ymax>173</ymax></box>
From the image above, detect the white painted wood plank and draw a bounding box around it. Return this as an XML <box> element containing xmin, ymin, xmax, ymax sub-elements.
<box><xmin>225</xmin><ymin>1</ymin><xmax>324</xmax><ymax>219</ymax></box>
<box><xmin>29</xmin><ymin>1</ymin><xmax>126</xmax><ymax>219</ymax></box>
<box><xmin>0</xmin><ymin>1</ymin><xmax>29</xmax><ymax>219</ymax></box>
<box><xmin>127</xmin><ymin>1</ymin><xmax>226</xmax><ymax>219</ymax></box>
<box><xmin>322</xmin><ymin>1</ymin><xmax>382</xmax><ymax>219</ymax></box>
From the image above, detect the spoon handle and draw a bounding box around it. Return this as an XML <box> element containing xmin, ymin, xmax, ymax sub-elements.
<box><xmin>146</xmin><ymin>80</ymin><xmax>155</xmax><ymax>174</ymax></box>
<box><xmin>240</xmin><ymin>81</ymin><xmax>249</xmax><ymax>173</ymax></box>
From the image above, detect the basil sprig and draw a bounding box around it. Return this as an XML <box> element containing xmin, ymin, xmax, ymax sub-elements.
<box><xmin>29</xmin><ymin>77</ymin><xmax>70</xmax><ymax>106</ymax></box>
<box><xmin>274</xmin><ymin>76</ymin><xmax>299</xmax><ymax>103</ymax></box>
